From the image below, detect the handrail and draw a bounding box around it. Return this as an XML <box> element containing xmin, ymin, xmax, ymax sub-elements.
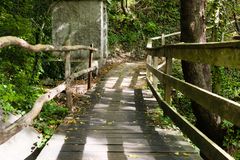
<box><xmin>145</xmin><ymin>40</ymin><xmax>240</xmax><ymax>160</ymax></box>
<box><xmin>0</xmin><ymin>36</ymin><xmax>98</xmax><ymax>144</ymax></box>
<box><xmin>0</xmin><ymin>36</ymin><xmax>97</xmax><ymax>52</ymax></box>
<box><xmin>147</xmin><ymin>19</ymin><xmax>238</xmax><ymax>48</ymax></box>
<box><xmin>147</xmin><ymin>41</ymin><xmax>240</xmax><ymax>68</ymax></box>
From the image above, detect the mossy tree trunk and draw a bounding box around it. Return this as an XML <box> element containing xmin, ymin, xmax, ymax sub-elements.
<box><xmin>180</xmin><ymin>0</ymin><xmax>224</xmax><ymax>148</ymax></box>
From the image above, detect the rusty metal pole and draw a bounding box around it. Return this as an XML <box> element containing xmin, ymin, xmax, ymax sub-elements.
<box><xmin>87</xmin><ymin>44</ymin><xmax>93</xmax><ymax>90</ymax></box>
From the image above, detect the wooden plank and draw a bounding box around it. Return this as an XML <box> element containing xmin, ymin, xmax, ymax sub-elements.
<box><xmin>64</xmin><ymin>137</ymin><xmax>186</xmax><ymax>146</ymax></box>
<box><xmin>60</xmin><ymin>144</ymin><xmax>197</xmax><ymax>153</ymax></box>
<box><xmin>147</xmin><ymin>64</ymin><xmax>240</xmax><ymax>127</ymax></box>
<box><xmin>147</xmin><ymin>77</ymin><xmax>234</xmax><ymax>160</ymax></box>
<box><xmin>147</xmin><ymin>41</ymin><xmax>240</xmax><ymax>68</ymax></box>
<box><xmin>54</xmin><ymin>152</ymin><xmax>202</xmax><ymax>160</ymax></box>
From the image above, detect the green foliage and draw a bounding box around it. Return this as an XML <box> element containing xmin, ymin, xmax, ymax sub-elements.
<box><xmin>222</xmin><ymin>120</ymin><xmax>240</xmax><ymax>159</ymax></box>
<box><xmin>34</xmin><ymin>101</ymin><xmax>68</xmax><ymax>148</ymax></box>
<box><xmin>219</xmin><ymin>68</ymin><xmax>240</xmax><ymax>99</ymax></box>
<box><xmin>0</xmin><ymin>0</ymin><xmax>55</xmax><ymax>116</ymax></box>
<box><xmin>171</xmin><ymin>60</ymin><xmax>184</xmax><ymax>80</ymax></box>
<box><xmin>0</xmin><ymin>83</ymin><xmax>17</xmax><ymax>119</ymax></box>
<box><xmin>108</xmin><ymin>0</ymin><xmax>180</xmax><ymax>56</ymax></box>
<box><xmin>206</xmin><ymin>0</ymin><xmax>239</xmax><ymax>40</ymax></box>
<box><xmin>146</xmin><ymin>107</ymin><xmax>175</xmax><ymax>129</ymax></box>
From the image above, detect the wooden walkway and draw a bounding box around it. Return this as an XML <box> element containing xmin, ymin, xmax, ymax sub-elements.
<box><xmin>37</xmin><ymin>62</ymin><xmax>202</xmax><ymax>160</ymax></box>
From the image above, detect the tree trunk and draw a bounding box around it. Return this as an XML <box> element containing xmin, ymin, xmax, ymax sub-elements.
<box><xmin>121</xmin><ymin>0</ymin><xmax>129</xmax><ymax>15</ymax></box>
<box><xmin>180</xmin><ymin>0</ymin><xmax>224</xmax><ymax>148</ymax></box>
<box><xmin>233</xmin><ymin>0</ymin><xmax>240</xmax><ymax>34</ymax></box>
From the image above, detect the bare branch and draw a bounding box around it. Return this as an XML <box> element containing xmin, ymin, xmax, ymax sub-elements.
<box><xmin>0</xmin><ymin>65</ymin><xmax>97</xmax><ymax>144</ymax></box>
<box><xmin>0</xmin><ymin>36</ymin><xmax>97</xmax><ymax>52</ymax></box>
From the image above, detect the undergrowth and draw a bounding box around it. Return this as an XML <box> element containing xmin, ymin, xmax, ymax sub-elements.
<box><xmin>168</xmin><ymin>60</ymin><xmax>240</xmax><ymax>159</ymax></box>
<box><xmin>34</xmin><ymin>100</ymin><xmax>68</xmax><ymax>148</ymax></box>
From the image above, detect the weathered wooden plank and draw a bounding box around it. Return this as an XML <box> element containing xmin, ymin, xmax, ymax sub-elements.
<box><xmin>55</xmin><ymin>152</ymin><xmax>202</xmax><ymax>160</ymax></box>
<box><xmin>60</xmin><ymin>144</ymin><xmax>197</xmax><ymax>153</ymax></box>
<box><xmin>147</xmin><ymin>64</ymin><xmax>240</xmax><ymax>127</ymax></box>
<box><xmin>62</xmin><ymin>131</ymin><xmax>187</xmax><ymax>141</ymax></box>
<box><xmin>61</xmin><ymin>125</ymin><xmax>155</xmax><ymax>130</ymax></box>
<box><xmin>63</xmin><ymin>132</ymin><xmax>187</xmax><ymax>141</ymax></box>
<box><xmin>147</xmin><ymin>41</ymin><xmax>240</xmax><ymax>68</ymax></box>
<box><xmin>64</xmin><ymin>137</ymin><xmax>187</xmax><ymax>146</ymax></box>
<box><xmin>147</xmin><ymin>77</ymin><xmax>234</xmax><ymax>160</ymax></box>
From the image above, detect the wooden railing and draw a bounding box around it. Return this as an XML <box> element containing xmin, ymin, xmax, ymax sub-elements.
<box><xmin>146</xmin><ymin>40</ymin><xmax>240</xmax><ymax>160</ymax></box>
<box><xmin>0</xmin><ymin>36</ymin><xmax>98</xmax><ymax>144</ymax></box>
<box><xmin>147</xmin><ymin>19</ymin><xmax>238</xmax><ymax>48</ymax></box>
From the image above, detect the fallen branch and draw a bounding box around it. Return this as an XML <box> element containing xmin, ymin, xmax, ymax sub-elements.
<box><xmin>0</xmin><ymin>66</ymin><xmax>97</xmax><ymax>144</ymax></box>
<box><xmin>0</xmin><ymin>82</ymin><xmax>66</xmax><ymax>144</ymax></box>
<box><xmin>0</xmin><ymin>36</ymin><xmax>97</xmax><ymax>52</ymax></box>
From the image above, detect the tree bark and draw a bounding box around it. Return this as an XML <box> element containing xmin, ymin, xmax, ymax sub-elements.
<box><xmin>180</xmin><ymin>0</ymin><xmax>224</xmax><ymax>148</ymax></box>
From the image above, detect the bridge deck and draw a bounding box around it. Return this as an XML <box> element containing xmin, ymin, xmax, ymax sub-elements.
<box><xmin>37</xmin><ymin>62</ymin><xmax>202</xmax><ymax>160</ymax></box>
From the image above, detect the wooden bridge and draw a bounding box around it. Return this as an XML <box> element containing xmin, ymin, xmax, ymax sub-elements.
<box><xmin>0</xmin><ymin>35</ymin><xmax>240</xmax><ymax>160</ymax></box>
<box><xmin>37</xmin><ymin>62</ymin><xmax>202</xmax><ymax>160</ymax></box>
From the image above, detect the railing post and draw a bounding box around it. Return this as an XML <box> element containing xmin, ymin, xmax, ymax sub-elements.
<box><xmin>148</xmin><ymin>56</ymin><xmax>153</xmax><ymax>81</ymax></box>
<box><xmin>87</xmin><ymin>44</ymin><xmax>93</xmax><ymax>90</ymax></box>
<box><xmin>164</xmin><ymin>57</ymin><xmax>172</xmax><ymax>104</ymax></box>
<box><xmin>65</xmin><ymin>51</ymin><xmax>73</xmax><ymax>109</ymax></box>
<box><xmin>147</xmin><ymin>38</ymin><xmax>153</xmax><ymax>48</ymax></box>
<box><xmin>161</xmin><ymin>33</ymin><xmax>165</xmax><ymax>46</ymax></box>
<box><xmin>65</xmin><ymin>40</ymin><xmax>73</xmax><ymax>110</ymax></box>
<box><xmin>152</xmin><ymin>56</ymin><xmax>158</xmax><ymax>89</ymax></box>
<box><xmin>146</xmin><ymin>38</ymin><xmax>152</xmax><ymax>80</ymax></box>
<box><xmin>162</xmin><ymin>34</ymin><xmax>172</xmax><ymax>104</ymax></box>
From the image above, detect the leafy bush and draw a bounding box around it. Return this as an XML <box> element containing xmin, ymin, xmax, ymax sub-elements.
<box><xmin>34</xmin><ymin>101</ymin><xmax>68</xmax><ymax>148</ymax></box>
<box><xmin>222</xmin><ymin>120</ymin><xmax>240</xmax><ymax>159</ymax></box>
<box><xmin>107</xmin><ymin>0</ymin><xmax>180</xmax><ymax>56</ymax></box>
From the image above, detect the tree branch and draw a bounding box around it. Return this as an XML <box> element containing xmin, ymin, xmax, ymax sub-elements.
<box><xmin>0</xmin><ymin>82</ymin><xmax>66</xmax><ymax>144</ymax></box>
<box><xmin>0</xmin><ymin>36</ymin><xmax>97</xmax><ymax>52</ymax></box>
<box><xmin>0</xmin><ymin>65</ymin><xmax>97</xmax><ymax>144</ymax></box>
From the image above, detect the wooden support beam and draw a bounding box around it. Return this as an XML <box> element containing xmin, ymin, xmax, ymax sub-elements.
<box><xmin>147</xmin><ymin>41</ymin><xmax>240</xmax><ymax>68</ymax></box>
